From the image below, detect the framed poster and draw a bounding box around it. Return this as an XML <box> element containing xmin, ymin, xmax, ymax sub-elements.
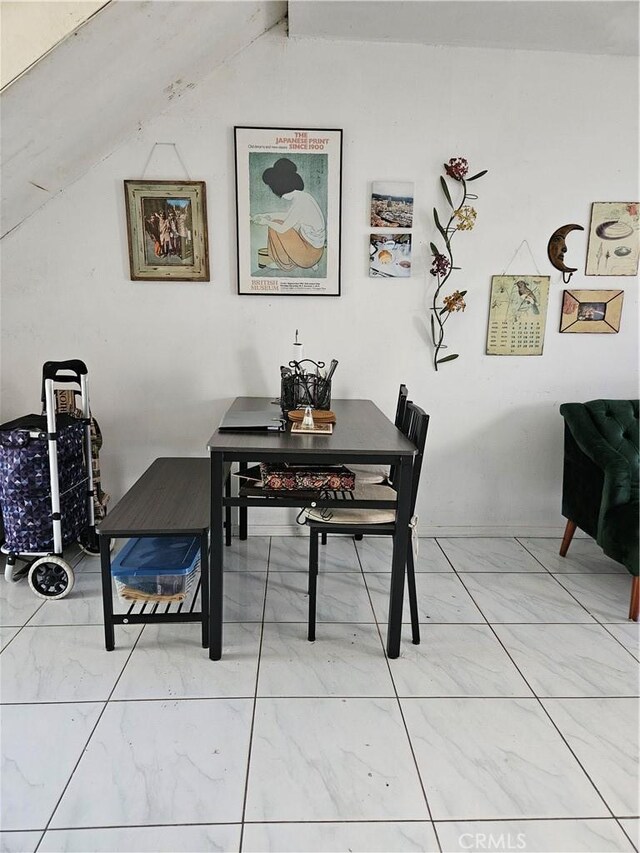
<box><xmin>486</xmin><ymin>275</ymin><xmax>550</xmax><ymax>355</ymax></box>
<box><xmin>585</xmin><ymin>202</ymin><xmax>639</xmax><ymax>276</ymax></box>
<box><xmin>560</xmin><ymin>289</ymin><xmax>624</xmax><ymax>333</ymax></box>
<box><xmin>124</xmin><ymin>180</ymin><xmax>209</xmax><ymax>281</ymax></box>
<box><xmin>234</xmin><ymin>126</ymin><xmax>343</xmax><ymax>295</ymax></box>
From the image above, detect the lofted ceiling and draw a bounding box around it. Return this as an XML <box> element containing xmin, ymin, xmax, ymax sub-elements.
<box><xmin>0</xmin><ymin>0</ymin><xmax>287</xmax><ymax>238</ymax></box>
<box><xmin>289</xmin><ymin>0</ymin><xmax>639</xmax><ymax>57</ymax></box>
<box><xmin>1</xmin><ymin>0</ymin><xmax>637</xmax><ymax>239</ymax></box>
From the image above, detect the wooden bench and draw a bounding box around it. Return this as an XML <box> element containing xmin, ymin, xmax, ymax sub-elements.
<box><xmin>98</xmin><ymin>457</ymin><xmax>209</xmax><ymax>651</ymax></box>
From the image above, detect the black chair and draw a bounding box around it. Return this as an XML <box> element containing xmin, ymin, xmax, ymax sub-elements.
<box><xmin>344</xmin><ymin>384</ymin><xmax>408</xmax><ymax>489</ymax></box>
<box><xmin>326</xmin><ymin>384</ymin><xmax>408</xmax><ymax>546</ymax></box>
<box><xmin>304</xmin><ymin>401</ymin><xmax>430</xmax><ymax>645</ymax></box>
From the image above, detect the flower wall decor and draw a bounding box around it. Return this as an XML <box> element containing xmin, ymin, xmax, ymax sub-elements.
<box><xmin>429</xmin><ymin>157</ymin><xmax>487</xmax><ymax>369</ymax></box>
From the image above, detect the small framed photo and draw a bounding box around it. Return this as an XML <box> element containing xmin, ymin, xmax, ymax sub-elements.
<box><xmin>124</xmin><ymin>180</ymin><xmax>209</xmax><ymax>281</ymax></box>
<box><xmin>585</xmin><ymin>202</ymin><xmax>639</xmax><ymax>276</ymax></box>
<box><xmin>234</xmin><ymin>126</ymin><xmax>343</xmax><ymax>296</ymax></box>
<box><xmin>560</xmin><ymin>289</ymin><xmax>624</xmax><ymax>333</ymax></box>
<box><xmin>370</xmin><ymin>181</ymin><xmax>414</xmax><ymax>228</ymax></box>
<box><xmin>369</xmin><ymin>233</ymin><xmax>412</xmax><ymax>277</ymax></box>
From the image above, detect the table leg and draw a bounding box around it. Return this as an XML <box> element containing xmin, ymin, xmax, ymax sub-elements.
<box><xmin>225</xmin><ymin>470</ymin><xmax>232</xmax><ymax>547</ymax></box>
<box><xmin>99</xmin><ymin>535</ymin><xmax>115</xmax><ymax>651</ymax></box>
<box><xmin>200</xmin><ymin>529</ymin><xmax>209</xmax><ymax>649</ymax></box>
<box><xmin>387</xmin><ymin>456</ymin><xmax>411</xmax><ymax>658</ymax></box>
<box><xmin>210</xmin><ymin>451</ymin><xmax>224</xmax><ymax>660</ymax></box>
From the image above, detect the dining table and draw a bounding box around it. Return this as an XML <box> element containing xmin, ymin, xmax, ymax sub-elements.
<box><xmin>207</xmin><ymin>396</ymin><xmax>417</xmax><ymax>660</ymax></box>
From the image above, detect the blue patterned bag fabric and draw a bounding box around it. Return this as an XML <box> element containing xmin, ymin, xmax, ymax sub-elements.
<box><xmin>0</xmin><ymin>414</ymin><xmax>88</xmax><ymax>553</ymax></box>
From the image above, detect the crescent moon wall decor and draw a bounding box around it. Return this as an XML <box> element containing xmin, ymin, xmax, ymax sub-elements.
<box><xmin>547</xmin><ymin>223</ymin><xmax>584</xmax><ymax>283</ymax></box>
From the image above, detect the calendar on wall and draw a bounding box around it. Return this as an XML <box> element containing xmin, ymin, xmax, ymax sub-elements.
<box><xmin>486</xmin><ymin>275</ymin><xmax>550</xmax><ymax>356</ymax></box>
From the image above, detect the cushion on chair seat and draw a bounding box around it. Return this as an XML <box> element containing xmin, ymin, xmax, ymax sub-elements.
<box><xmin>304</xmin><ymin>483</ymin><xmax>397</xmax><ymax>525</ymax></box>
<box><xmin>305</xmin><ymin>507</ymin><xmax>396</xmax><ymax>525</ymax></box>
<box><xmin>346</xmin><ymin>463</ymin><xmax>390</xmax><ymax>485</ymax></box>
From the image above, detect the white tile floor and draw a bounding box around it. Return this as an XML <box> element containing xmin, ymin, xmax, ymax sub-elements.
<box><xmin>1</xmin><ymin>536</ymin><xmax>638</xmax><ymax>853</ymax></box>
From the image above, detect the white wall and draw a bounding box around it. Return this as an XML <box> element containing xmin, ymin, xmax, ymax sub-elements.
<box><xmin>1</xmin><ymin>23</ymin><xmax>638</xmax><ymax>535</ymax></box>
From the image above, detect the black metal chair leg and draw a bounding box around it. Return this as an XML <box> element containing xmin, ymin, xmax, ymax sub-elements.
<box><xmin>321</xmin><ymin>531</ymin><xmax>327</xmax><ymax>546</ymax></box>
<box><xmin>224</xmin><ymin>473</ymin><xmax>232</xmax><ymax>547</ymax></box>
<box><xmin>406</xmin><ymin>547</ymin><xmax>420</xmax><ymax>644</ymax></box>
<box><xmin>308</xmin><ymin>530</ymin><xmax>319</xmax><ymax>641</ymax></box>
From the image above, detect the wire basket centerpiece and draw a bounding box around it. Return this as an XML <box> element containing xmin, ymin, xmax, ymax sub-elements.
<box><xmin>280</xmin><ymin>359</ymin><xmax>333</xmax><ymax>415</ymax></box>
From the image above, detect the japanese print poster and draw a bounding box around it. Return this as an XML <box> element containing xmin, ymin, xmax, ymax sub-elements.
<box><xmin>486</xmin><ymin>275</ymin><xmax>550</xmax><ymax>355</ymax></box>
<box><xmin>234</xmin><ymin>127</ymin><xmax>343</xmax><ymax>295</ymax></box>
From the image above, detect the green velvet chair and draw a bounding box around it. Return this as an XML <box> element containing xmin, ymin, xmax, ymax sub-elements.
<box><xmin>559</xmin><ymin>399</ymin><xmax>639</xmax><ymax>620</ymax></box>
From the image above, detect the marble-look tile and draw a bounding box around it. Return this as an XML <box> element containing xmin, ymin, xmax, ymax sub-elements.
<box><xmin>356</xmin><ymin>537</ymin><xmax>454</xmax><ymax>573</ymax></box>
<box><xmin>39</xmin><ymin>824</ymin><xmax>241</xmax><ymax>852</ymax></box>
<box><xmin>242</xmin><ymin>821</ymin><xmax>438</xmax><ymax>852</ymax></box>
<box><xmin>554</xmin><ymin>573</ymin><xmax>635</xmax><ymax>623</ymax></box>
<box><xmin>264</xmin><ymin>571</ymin><xmax>375</xmax><ymax>622</ymax></box>
<box><xmin>366</xmin><ymin>572</ymin><xmax>484</xmax><ymax>624</ymax></box>
<box><xmin>0</xmin><ymin>626</ymin><xmax>19</xmax><ymax>651</ymax></box>
<box><xmin>436</xmin><ymin>819</ymin><xmax>635</xmax><ymax>852</ymax></box>
<box><xmin>385</xmin><ymin>624</ymin><xmax>532</xmax><ymax>697</ymax></box>
<box><xmin>619</xmin><ymin>819</ymin><xmax>639</xmax><ymax>850</ymax></box>
<box><xmin>519</xmin><ymin>537</ymin><xmax>626</xmax><ymax>574</ymax></box>
<box><xmin>542</xmin><ymin>697</ymin><xmax>639</xmax><ymax>816</ymax></box>
<box><xmin>1</xmin><ymin>703</ymin><xmax>103</xmax><ymax>831</ymax></box>
<box><xmin>222</xmin><ymin>536</ymin><xmax>270</xmax><ymax>571</ymax></box>
<box><xmin>68</xmin><ymin>541</ymin><xmax>124</xmax><ymax>573</ymax></box>
<box><xmin>603</xmin><ymin>623</ymin><xmax>640</xmax><ymax>659</ymax></box>
<box><xmin>222</xmin><ymin>571</ymin><xmax>267</xmax><ymax>622</ymax></box>
<box><xmin>437</xmin><ymin>538</ymin><xmax>544</xmax><ymax>573</ymax></box>
<box><xmin>401</xmin><ymin>698</ymin><xmax>608</xmax><ymax>820</ymax></box>
<box><xmin>257</xmin><ymin>622</ymin><xmax>394</xmax><ymax>696</ymax></box>
<box><xmin>51</xmin><ymin>698</ymin><xmax>253</xmax><ymax>827</ymax></box>
<box><xmin>245</xmin><ymin>697</ymin><xmax>429</xmax><ymax>821</ymax></box>
<box><xmin>0</xmin><ymin>625</ymin><xmax>141</xmax><ymax>703</ymax></box>
<box><xmin>113</xmin><ymin>622</ymin><xmax>261</xmax><ymax>699</ymax></box>
<box><xmin>493</xmin><ymin>623</ymin><xmax>640</xmax><ymax>697</ymax></box>
<box><xmin>269</xmin><ymin>535</ymin><xmax>358</xmax><ymax>572</ymax></box>
<box><xmin>459</xmin><ymin>573</ymin><xmax>594</xmax><ymax>623</ymax></box>
<box><xmin>0</xmin><ymin>576</ymin><xmax>43</xmax><ymax>627</ymax></box>
<box><xmin>0</xmin><ymin>832</ymin><xmax>42</xmax><ymax>853</ymax></box>
<box><xmin>28</xmin><ymin>571</ymin><xmax>107</xmax><ymax>626</ymax></box>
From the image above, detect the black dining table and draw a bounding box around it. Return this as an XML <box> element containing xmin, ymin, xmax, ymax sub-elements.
<box><xmin>207</xmin><ymin>397</ymin><xmax>417</xmax><ymax>660</ymax></box>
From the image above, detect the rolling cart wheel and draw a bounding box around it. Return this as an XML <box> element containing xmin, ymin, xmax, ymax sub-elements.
<box><xmin>78</xmin><ymin>529</ymin><xmax>100</xmax><ymax>555</ymax></box>
<box><xmin>4</xmin><ymin>556</ymin><xmax>30</xmax><ymax>584</ymax></box>
<box><xmin>28</xmin><ymin>557</ymin><xmax>75</xmax><ymax>599</ymax></box>
<box><xmin>78</xmin><ymin>534</ymin><xmax>115</xmax><ymax>556</ymax></box>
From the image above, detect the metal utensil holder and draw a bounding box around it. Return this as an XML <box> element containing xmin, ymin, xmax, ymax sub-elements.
<box><xmin>281</xmin><ymin>360</ymin><xmax>332</xmax><ymax>415</ymax></box>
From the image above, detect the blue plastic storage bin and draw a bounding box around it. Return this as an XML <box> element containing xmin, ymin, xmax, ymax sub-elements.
<box><xmin>111</xmin><ymin>536</ymin><xmax>200</xmax><ymax>602</ymax></box>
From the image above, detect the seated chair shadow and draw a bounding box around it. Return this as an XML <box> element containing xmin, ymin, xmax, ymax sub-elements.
<box><xmin>302</xmin><ymin>400</ymin><xmax>430</xmax><ymax>644</ymax></box>
<box><xmin>559</xmin><ymin>399</ymin><xmax>639</xmax><ymax>620</ymax></box>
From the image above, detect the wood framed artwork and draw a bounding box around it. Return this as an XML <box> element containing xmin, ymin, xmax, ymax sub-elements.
<box><xmin>486</xmin><ymin>275</ymin><xmax>550</xmax><ymax>355</ymax></box>
<box><xmin>560</xmin><ymin>289</ymin><xmax>624</xmax><ymax>333</ymax></box>
<box><xmin>124</xmin><ymin>180</ymin><xmax>209</xmax><ymax>281</ymax></box>
<box><xmin>585</xmin><ymin>202</ymin><xmax>639</xmax><ymax>276</ymax></box>
<box><xmin>234</xmin><ymin>126</ymin><xmax>343</xmax><ymax>296</ymax></box>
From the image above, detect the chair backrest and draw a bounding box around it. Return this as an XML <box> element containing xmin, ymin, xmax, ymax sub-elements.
<box><xmin>394</xmin><ymin>400</ymin><xmax>430</xmax><ymax>514</ymax></box>
<box><xmin>394</xmin><ymin>384</ymin><xmax>409</xmax><ymax>429</ymax></box>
